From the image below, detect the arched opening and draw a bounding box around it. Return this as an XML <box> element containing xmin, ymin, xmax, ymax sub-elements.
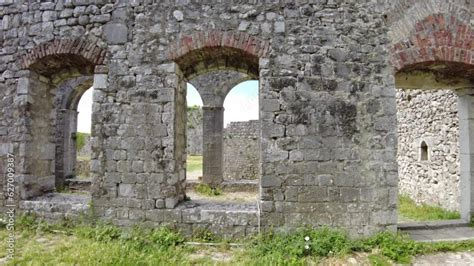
<box><xmin>420</xmin><ymin>141</ymin><xmax>428</xmax><ymax>161</ymax></box>
<box><xmin>19</xmin><ymin>39</ymin><xmax>104</xmax><ymax>200</ymax></box>
<box><xmin>390</xmin><ymin>9</ymin><xmax>474</xmax><ymax>228</ymax></box>
<box><xmin>184</xmin><ymin>72</ymin><xmax>260</xmax><ymax>204</ymax></box>
<box><xmin>170</xmin><ymin>33</ymin><xmax>265</xmax><ymax>207</ymax></box>
<box><xmin>61</xmin><ymin>86</ymin><xmax>94</xmax><ymax>193</ymax></box>
<box><xmin>54</xmin><ymin>77</ymin><xmax>93</xmax><ymax>189</ymax></box>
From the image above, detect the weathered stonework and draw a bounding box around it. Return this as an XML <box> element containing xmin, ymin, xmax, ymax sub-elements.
<box><xmin>1</xmin><ymin>0</ymin><xmax>471</xmax><ymax>237</ymax></box>
<box><xmin>397</xmin><ymin>89</ymin><xmax>460</xmax><ymax>211</ymax></box>
<box><xmin>223</xmin><ymin>121</ymin><xmax>260</xmax><ymax>181</ymax></box>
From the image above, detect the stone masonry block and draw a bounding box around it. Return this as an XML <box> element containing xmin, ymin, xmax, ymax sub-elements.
<box><xmin>103</xmin><ymin>22</ymin><xmax>128</xmax><ymax>44</ymax></box>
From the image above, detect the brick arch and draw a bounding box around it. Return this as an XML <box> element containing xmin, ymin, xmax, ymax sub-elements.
<box><xmin>391</xmin><ymin>14</ymin><xmax>474</xmax><ymax>79</ymax></box>
<box><xmin>21</xmin><ymin>38</ymin><xmax>106</xmax><ymax>76</ymax></box>
<box><xmin>169</xmin><ymin>31</ymin><xmax>270</xmax><ymax>79</ymax></box>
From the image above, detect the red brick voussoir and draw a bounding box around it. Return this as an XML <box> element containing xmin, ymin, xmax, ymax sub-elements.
<box><xmin>391</xmin><ymin>14</ymin><xmax>473</xmax><ymax>72</ymax></box>
<box><xmin>168</xmin><ymin>30</ymin><xmax>270</xmax><ymax>62</ymax></box>
<box><xmin>21</xmin><ymin>38</ymin><xmax>106</xmax><ymax>69</ymax></box>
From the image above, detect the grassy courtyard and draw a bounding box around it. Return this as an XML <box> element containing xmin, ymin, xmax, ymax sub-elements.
<box><xmin>2</xmin><ymin>214</ymin><xmax>474</xmax><ymax>265</ymax></box>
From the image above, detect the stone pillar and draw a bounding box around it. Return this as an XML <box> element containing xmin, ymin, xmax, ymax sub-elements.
<box><xmin>55</xmin><ymin>109</ymin><xmax>78</xmax><ymax>188</ymax></box>
<box><xmin>457</xmin><ymin>89</ymin><xmax>474</xmax><ymax>221</ymax></box>
<box><xmin>202</xmin><ymin>106</ymin><xmax>224</xmax><ymax>187</ymax></box>
<box><xmin>65</xmin><ymin>109</ymin><xmax>78</xmax><ymax>179</ymax></box>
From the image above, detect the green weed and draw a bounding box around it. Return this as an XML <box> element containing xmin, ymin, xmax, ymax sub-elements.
<box><xmin>195</xmin><ymin>183</ymin><xmax>222</xmax><ymax>196</ymax></box>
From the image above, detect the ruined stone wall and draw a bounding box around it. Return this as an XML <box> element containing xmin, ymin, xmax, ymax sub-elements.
<box><xmin>397</xmin><ymin>89</ymin><xmax>460</xmax><ymax>211</ymax></box>
<box><xmin>2</xmin><ymin>1</ymin><xmax>398</xmax><ymax>237</ymax></box>
<box><xmin>223</xmin><ymin>121</ymin><xmax>259</xmax><ymax>180</ymax></box>
<box><xmin>186</xmin><ymin>107</ymin><xmax>202</xmax><ymax>155</ymax></box>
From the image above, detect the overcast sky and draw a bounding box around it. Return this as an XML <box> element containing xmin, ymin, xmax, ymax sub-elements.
<box><xmin>77</xmin><ymin>80</ymin><xmax>259</xmax><ymax>133</ymax></box>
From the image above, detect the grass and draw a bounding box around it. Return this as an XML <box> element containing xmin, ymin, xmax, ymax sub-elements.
<box><xmin>398</xmin><ymin>194</ymin><xmax>461</xmax><ymax>221</ymax></box>
<box><xmin>195</xmin><ymin>183</ymin><xmax>222</xmax><ymax>196</ymax></box>
<box><xmin>187</xmin><ymin>155</ymin><xmax>203</xmax><ymax>173</ymax></box>
<box><xmin>3</xmin><ymin>214</ymin><xmax>474</xmax><ymax>265</ymax></box>
<box><xmin>75</xmin><ymin>132</ymin><xmax>90</xmax><ymax>152</ymax></box>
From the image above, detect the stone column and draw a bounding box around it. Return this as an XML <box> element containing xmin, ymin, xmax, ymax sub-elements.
<box><xmin>55</xmin><ymin>109</ymin><xmax>78</xmax><ymax>188</ymax></box>
<box><xmin>458</xmin><ymin>89</ymin><xmax>474</xmax><ymax>221</ymax></box>
<box><xmin>202</xmin><ymin>106</ymin><xmax>224</xmax><ymax>187</ymax></box>
<box><xmin>66</xmin><ymin>109</ymin><xmax>79</xmax><ymax>178</ymax></box>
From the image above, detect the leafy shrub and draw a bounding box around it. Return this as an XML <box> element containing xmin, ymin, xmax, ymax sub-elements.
<box><xmin>191</xmin><ymin>227</ymin><xmax>218</xmax><ymax>242</ymax></box>
<box><xmin>242</xmin><ymin>227</ymin><xmax>351</xmax><ymax>264</ymax></box>
<box><xmin>358</xmin><ymin>231</ymin><xmax>422</xmax><ymax>263</ymax></box>
<box><xmin>308</xmin><ymin>227</ymin><xmax>351</xmax><ymax>256</ymax></box>
<box><xmin>75</xmin><ymin>223</ymin><xmax>122</xmax><ymax>242</ymax></box>
<box><xmin>240</xmin><ymin>227</ymin><xmax>431</xmax><ymax>264</ymax></box>
<box><xmin>15</xmin><ymin>213</ymin><xmax>38</xmax><ymax>229</ymax></box>
<box><xmin>195</xmin><ymin>183</ymin><xmax>222</xmax><ymax>196</ymax></box>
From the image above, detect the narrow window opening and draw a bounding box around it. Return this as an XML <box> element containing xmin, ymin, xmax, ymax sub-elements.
<box><xmin>420</xmin><ymin>141</ymin><xmax>428</xmax><ymax>161</ymax></box>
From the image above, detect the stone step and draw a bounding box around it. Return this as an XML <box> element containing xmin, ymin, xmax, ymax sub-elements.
<box><xmin>398</xmin><ymin>220</ymin><xmax>469</xmax><ymax>230</ymax></box>
<box><xmin>65</xmin><ymin>178</ymin><xmax>92</xmax><ymax>192</ymax></box>
<box><xmin>19</xmin><ymin>193</ymin><xmax>91</xmax><ymax>220</ymax></box>
<box><xmin>400</xmin><ymin>227</ymin><xmax>474</xmax><ymax>243</ymax></box>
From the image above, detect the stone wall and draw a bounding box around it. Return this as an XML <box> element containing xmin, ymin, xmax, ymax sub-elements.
<box><xmin>186</xmin><ymin>107</ymin><xmax>203</xmax><ymax>155</ymax></box>
<box><xmin>397</xmin><ymin>89</ymin><xmax>460</xmax><ymax>211</ymax></box>
<box><xmin>1</xmin><ymin>1</ymin><xmax>402</xmax><ymax>237</ymax></box>
<box><xmin>223</xmin><ymin>121</ymin><xmax>260</xmax><ymax>180</ymax></box>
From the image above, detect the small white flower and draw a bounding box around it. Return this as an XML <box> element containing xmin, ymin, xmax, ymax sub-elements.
<box><xmin>305</xmin><ymin>245</ymin><xmax>310</xmax><ymax>250</ymax></box>
<box><xmin>304</xmin><ymin>236</ymin><xmax>310</xmax><ymax>241</ymax></box>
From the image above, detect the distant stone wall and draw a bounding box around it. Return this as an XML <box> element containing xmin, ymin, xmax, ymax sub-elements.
<box><xmin>223</xmin><ymin>121</ymin><xmax>260</xmax><ymax>180</ymax></box>
<box><xmin>397</xmin><ymin>89</ymin><xmax>460</xmax><ymax>211</ymax></box>
<box><xmin>187</xmin><ymin>107</ymin><xmax>203</xmax><ymax>155</ymax></box>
